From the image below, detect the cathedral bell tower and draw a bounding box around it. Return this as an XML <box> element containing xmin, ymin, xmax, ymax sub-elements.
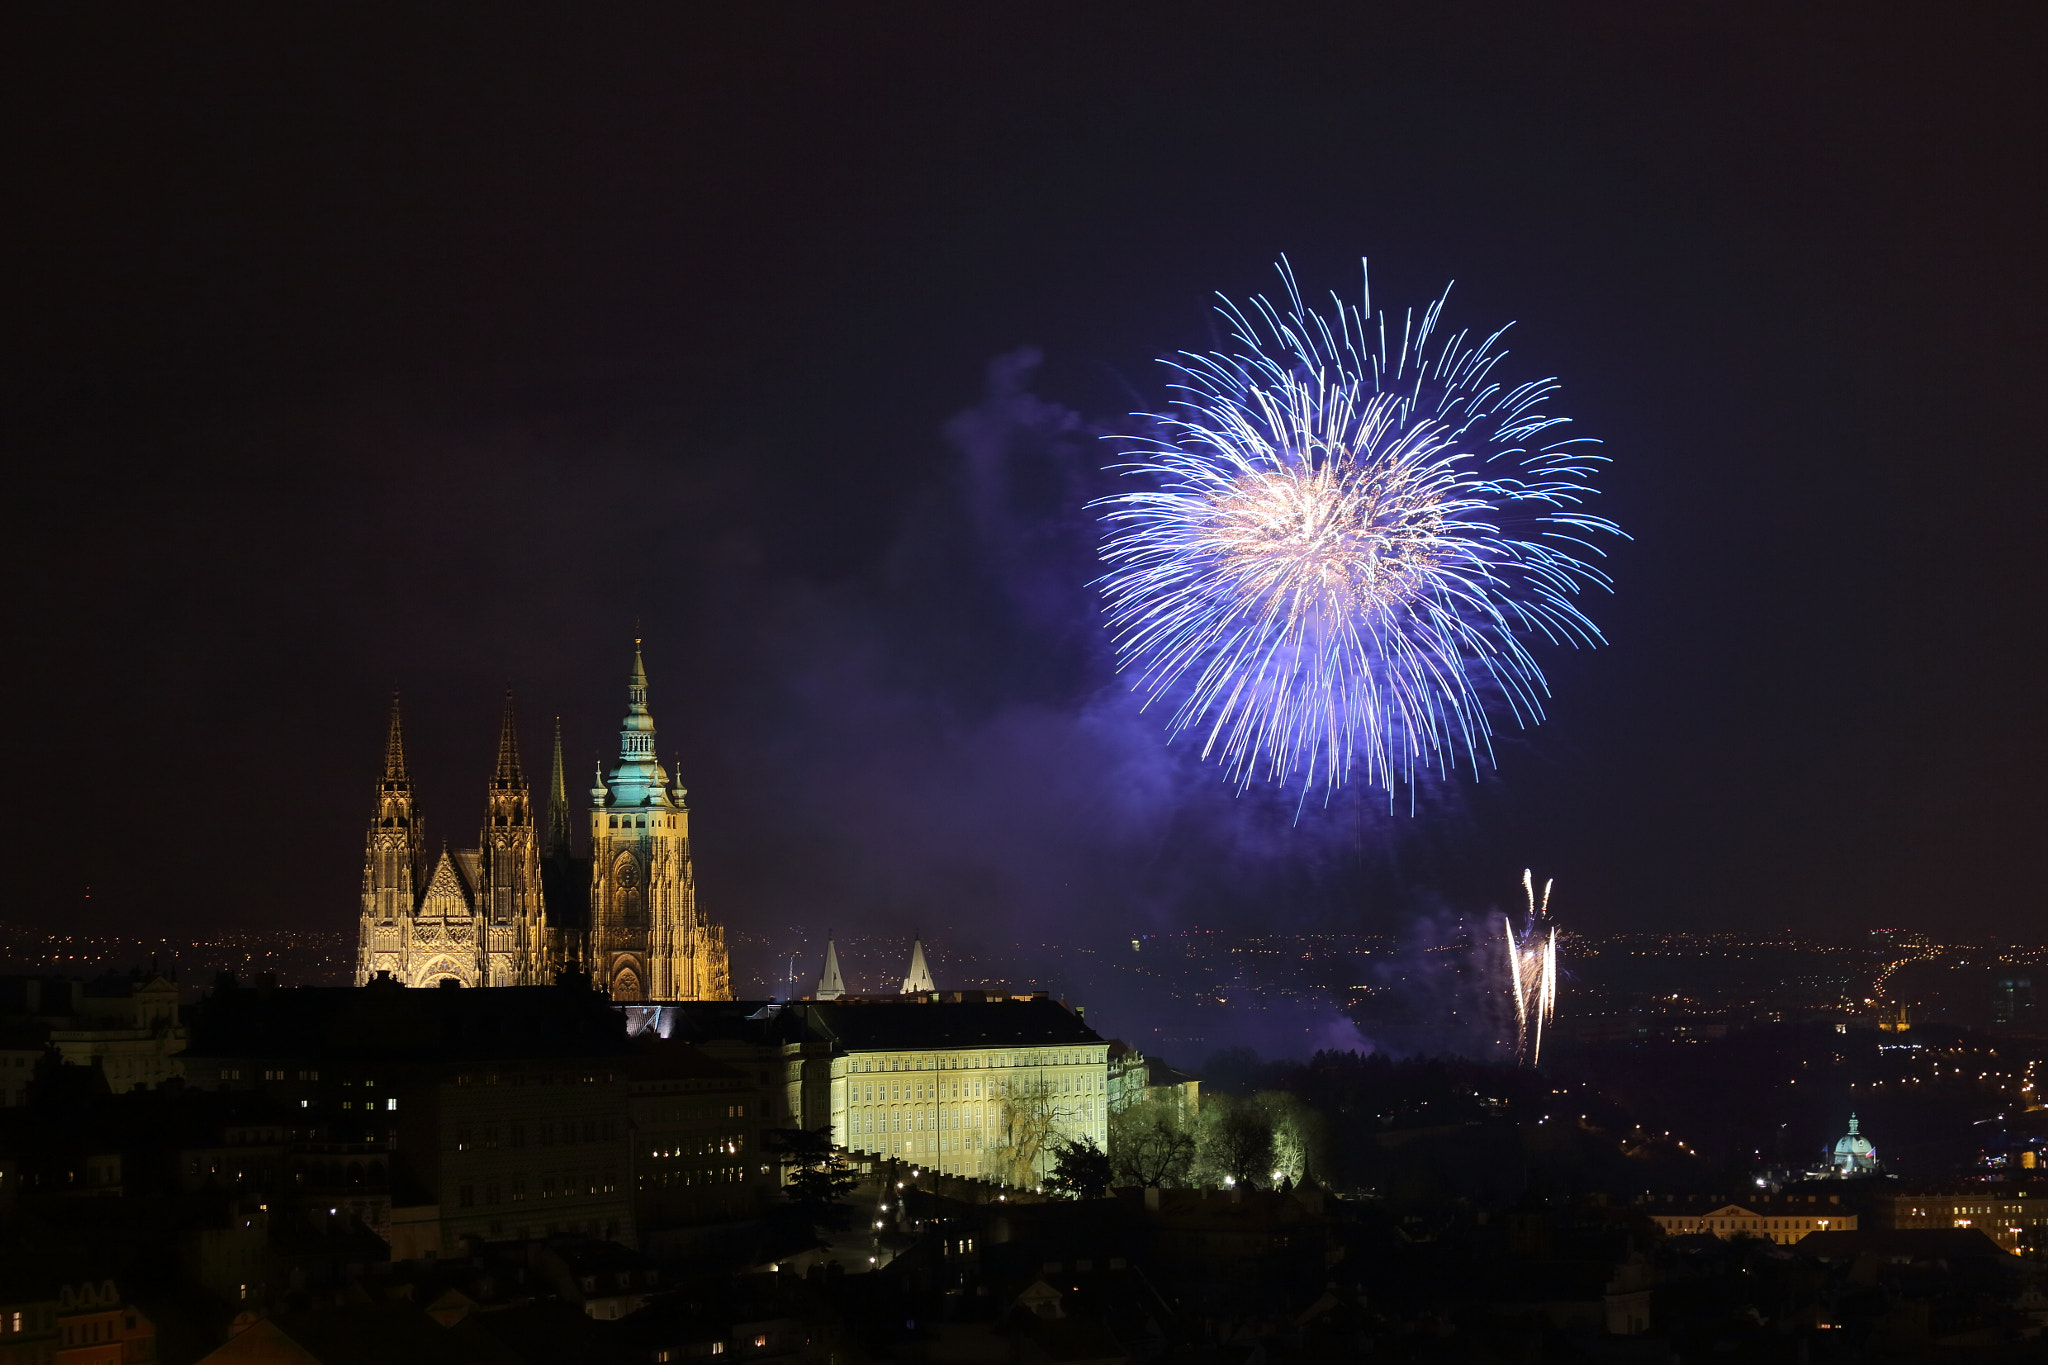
<box><xmin>588</xmin><ymin>642</ymin><xmax>731</xmax><ymax>1002</ymax></box>
<box><xmin>479</xmin><ymin>689</ymin><xmax>549</xmax><ymax>986</ymax></box>
<box><xmin>356</xmin><ymin>695</ymin><xmax>423</xmax><ymax>984</ymax></box>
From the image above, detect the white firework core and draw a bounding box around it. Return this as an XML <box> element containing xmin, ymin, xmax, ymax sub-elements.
<box><xmin>1095</xmin><ymin>259</ymin><xmax>1620</xmax><ymax>794</ymax></box>
<box><xmin>1505</xmin><ymin>869</ymin><xmax>1559</xmax><ymax>1066</ymax></box>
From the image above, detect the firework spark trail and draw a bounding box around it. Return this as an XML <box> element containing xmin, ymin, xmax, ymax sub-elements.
<box><xmin>1093</xmin><ymin>259</ymin><xmax>1622</xmax><ymax>796</ymax></box>
<box><xmin>1504</xmin><ymin>869</ymin><xmax>1559</xmax><ymax>1065</ymax></box>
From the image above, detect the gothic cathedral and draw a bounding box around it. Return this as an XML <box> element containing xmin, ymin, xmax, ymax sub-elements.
<box><xmin>353</xmin><ymin>645</ymin><xmax>731</xmax><ymax>1001</ymax></box>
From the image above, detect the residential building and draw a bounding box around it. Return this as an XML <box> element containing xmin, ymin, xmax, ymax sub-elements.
<box><xmin>1876</xmin><ymin>1185</ymin><xmax>2048</xmax><ymax>1252</ymax></box>
<box><xmin>52</xmin><ymin>1283</ymin><xmax>152</xmax><ymax>1365</ymax></box>
<box><xmin>181</xmin><ymin>977</ymin><xmax>637</xmax><ymax>1255</ymax></box>
<box><xmin>0</xmin><ymin>975</ymin><xmax>183</xmax><ymax>1095</ymax></box>
<box><xmin>626</xmin><ymin>1039</ymin><xmax>772</xmax><ymax>1237</ymax></box>
<box><xmin>0</xmin><ymin>1279</ymin><xmax>57</xmax><ymax>1365</ymax></box>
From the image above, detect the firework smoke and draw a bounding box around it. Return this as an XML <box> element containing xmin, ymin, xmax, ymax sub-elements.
<box><xmin>1093</xmin><ymin>259</ymin><xmax>1620</xmax><ymax>797</ymax></box>
<box><xmin>1504</xmin><ymin>869</ymin><xmax>1558</xmax><ymax>1065</ymax></box>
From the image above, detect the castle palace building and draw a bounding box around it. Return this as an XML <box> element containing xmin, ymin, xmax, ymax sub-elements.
<box><xmin>354</xmin><ymin>645</ymin><xmax>731</xmax><ymax>1002</ymax></box>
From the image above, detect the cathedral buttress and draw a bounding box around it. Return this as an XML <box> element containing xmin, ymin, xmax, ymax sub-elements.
<box><xmin>356</xmin><ymin>695</ymin><xmax>423</xmax><ymax>985</ymax></box>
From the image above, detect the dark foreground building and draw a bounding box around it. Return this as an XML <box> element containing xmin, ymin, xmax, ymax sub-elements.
<box><xmin>183</xmin><ymin>977</ymin><xmax>641</xmax><ymax>1255</ymax></box>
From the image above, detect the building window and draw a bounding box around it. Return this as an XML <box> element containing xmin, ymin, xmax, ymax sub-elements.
<box><xmin>459</xmin><ymin>1185</ymin><xmax>475</xmax><ymax>1208</ymax></box>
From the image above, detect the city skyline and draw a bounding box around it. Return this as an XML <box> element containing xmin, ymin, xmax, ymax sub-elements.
<box><xmin>3</xmin><ymin>10</ymin><xmax>2043</xmax><ymax>1356</ymax></box>
<box><xmin>3</xmin><ymin>6</ymin><xmax>2041</xmax><ymax>953</ymax></box>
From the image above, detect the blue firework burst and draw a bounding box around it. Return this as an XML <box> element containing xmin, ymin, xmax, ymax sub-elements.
<box><xmin>1093</xmin><ymin>259</ymin><xmax>1621</xmax><ymax>796</ymax></box>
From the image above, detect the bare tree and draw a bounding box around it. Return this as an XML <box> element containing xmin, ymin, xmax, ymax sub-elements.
<box><xmin>1256</xmin><ymin>1089</ymin><xmax>1330</xmax><ymax>1187</ymax></box>
<box><xmin>1109</xmin><ymin>1097</ymin><xmax>1197</xmax><ymax>1188</ymax></box>
<box><xmin>989</xmin><ymin>1074</ymin><xmax>1059</xmax><ymax>1188</ymax></box>
<box><xmin>1199</xmin><ymin>1094</ymin><xmax>1276</xmax><ymax>1188</ymax></box>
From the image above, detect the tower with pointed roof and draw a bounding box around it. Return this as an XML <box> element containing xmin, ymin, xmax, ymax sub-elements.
<box><xmin>545</xmin><ymin>718</ymin><xmax>574</xmax><ymax>861</ymax></box>
<box><xmin>478</xmin><ymin>689</ymin><xmax>550</xmax><ymax>985</ymax></box>
<box><xmin>586</xmin><ymin>643</ymin><xmax>731</xmax><ymax>1002</ymax></box>
<box><xmin>539</xmin><ymin>717</ymin><xmax>592</xmax><ymax>978</ymax></box>
<box><xmin>817</xmin><ymin>937</ymin><xmax>845</xmax><ymax>1000</ymax></box>
<box><xmin>355</xmin><ymin>695</ymin><xmax>425</xmax><ymax>985</ymax></box>
<box><xmin>900</xmin><ymin>937</ymin><xmax>935</xmax><ymax>994</ymax></box>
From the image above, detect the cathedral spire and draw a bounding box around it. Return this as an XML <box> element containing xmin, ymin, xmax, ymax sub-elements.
<box><xmin>545</xmin><ymin>717</ymin><xmax>572</xmax><ymax>858</ymax></box>
<box><xmin>493</xmin><ymin>687</ymin><xmax>525</xmax><ymax>787</ymax></box>
<box><xmin>383</xmin><ymin>692</ymin><xmax>410</xmax><ymax>788</ymax></box>
<box><xmin>817</xmin><ymin>936</ymin><xmax>845</xmax><ymax>1001</ymax></box>
<box><xmin>620</xmin><ymin>638</ymin><xmax>653</xmax><ymax>759</ymax></box>
<box><xmin>603</xmin><ymin>639</ymin><xmax>671</xmax><ymax>808</ymax></box>
<box><xmin>900</xmin><ymin>937</ymin><xmax>935</xmax><ymax>994</ymax></box>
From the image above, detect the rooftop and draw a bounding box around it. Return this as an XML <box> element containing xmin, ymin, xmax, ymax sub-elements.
<box><xmin>645</xmin><ymin>996</ymin><xmax>1103</xmax><ymax>1052</ymax></box>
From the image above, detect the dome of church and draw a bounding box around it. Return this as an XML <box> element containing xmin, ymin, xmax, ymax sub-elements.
<box><xmin>1832</xmin><ymin>1114</ymin><xmax>1877</xmax><ymax>1172</ymax></box>
<box><xmin>1834</xmin><ymin>1115</ymin><xmax>1873</xmax><ymax>1157</ymax></box>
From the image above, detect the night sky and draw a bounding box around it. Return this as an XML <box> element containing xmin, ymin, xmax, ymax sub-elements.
<box><xmin>4</xmin><ymin>4</ymin><xmax>2042</xmax><ymax>957</ymax></box>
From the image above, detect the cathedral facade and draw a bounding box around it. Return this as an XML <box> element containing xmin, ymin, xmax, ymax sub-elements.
<box><xmin>353</xmin><ymin>645</ymin><xmax>731</xmax><ymax>1002</ymax></box>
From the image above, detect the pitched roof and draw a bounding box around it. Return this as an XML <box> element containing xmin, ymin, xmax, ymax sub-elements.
<box><xmin>1795</xmin><ymin>1228</ymin><xmax>2010</xmax><ymax>1261</ymax></box>
<box><xmin>1640</xmin><ymin>1195</ymin><xmax>1848</xmax><ymax>1217</ymax></box>
<box><xmin>651</xmin><ymin>997</ymin><xmax>1104</xmax><ymax>1052</ymax></box>
<box><xmin>805</xmin><ymin>998</ymin><xmax>1103</xmax><ymax>1051</ymax></box>
<box><xmin>900</xmin><ymin>938</ymin><xmax>935</xmax><ymax>994</ymax></box>
<box><xmin>416</xmin><ymin>849</ymin><xmax>476</xmax><ymax>918</ymax></box>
